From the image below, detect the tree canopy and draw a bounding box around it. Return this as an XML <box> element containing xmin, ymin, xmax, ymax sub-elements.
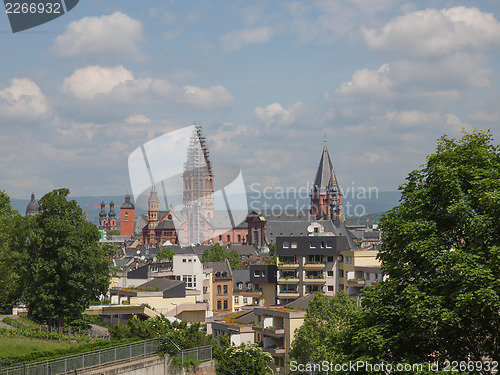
<box><xmin>0</xmin><ymin>191</ymin><xmax>28</xmax><ymax>313</ymax></box>
<box><xmin>24</xmin><ymin>189</ymin><xmax>111</xmax><ymax>327</ymax></box>
<box><xmin>201</xmin><ymin>243</ymin><xmax>240</xmax><ymax>270</ymax></box>
<box><xmin>360</xmin><ymin>130</ymin><xmax>500</xmax><ymax>363</ymax></box>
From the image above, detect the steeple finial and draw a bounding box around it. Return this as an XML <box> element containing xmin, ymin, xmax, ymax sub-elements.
<box><xmin>324</xmin><ymin>132</ymin><xmax>327</xmax><ymax>143</ymax></box>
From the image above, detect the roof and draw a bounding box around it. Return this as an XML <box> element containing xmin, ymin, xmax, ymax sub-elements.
<box><xmin>266</xmin><ymin>220</ymin><xmax>358</xmax><ymax>250</ymax></box>
<box><xmin>136</xmin><ymin>277</ymin><xmax>183</xmax><ymax>292</ymax></box>
<box><xmin>204</xmin><ymin>260</ymin><xmax>232</xmax><ymax>280</ymax></box>
<box><xmin>227</xmin><ymin>244</ymin><xmax>258</xmax><ymax>257</ymax></box>
<box><xmin>311</xmin><ymin>141</ymin><xmax>340</xmax><ymax>195</ymax></box>
<box><xmin>232</xmin><ymin>270</ymin><xmax>251</xmax><ymax>291</ymax></box>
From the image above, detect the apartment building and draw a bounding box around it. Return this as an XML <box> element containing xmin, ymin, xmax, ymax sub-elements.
<box><xmin>253</xmin><ymin>296</ymin><xmax>311</xmax><ymax>373</ymax></box>
<box><xmin>338</xmin><ymin>249</ymin><xmax>381</xmax><ymax>295</ymax></box>
<box><xmin>250</xmin><ymin>264</ymin><xmax>277</xmax><ymax>307</ymax></box>
<box><xmin>204</xmin><ymin>260</ymin><xmax>233</xmax><ymax>315</ymax></box>
<box><xmin>276</xmin><ymin>234</ymin><xmax>347</xmax><ymax>304</ymax></box>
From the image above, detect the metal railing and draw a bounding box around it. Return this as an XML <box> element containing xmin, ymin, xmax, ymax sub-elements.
<box><xmin>1</xmin><ymin>338</ymin><xmax>159</xmax><ymax>375</ymax></box>
<box><xmin>177</xmin><ymin>346</ymin><xmax>212</xmax><ymax>364</ymax></box>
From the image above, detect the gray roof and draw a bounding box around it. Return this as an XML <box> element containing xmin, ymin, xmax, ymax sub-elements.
<box><xmin>286</xmin><ymin>293</ymin><xmax>332</xmax><ymax>310</ymax></box>
<box><xmin>266</xmin><ymin>220</ymin><xmax>357</xmax><ymax>250</ymax></box>
<box><xmin>204</xmin><ymin>261</ymin><xmax>232</xmax><ymax>279</ymax></box>
<box><xmin>139</xmin><ymin>277</ymin><xmax>183</xmax><ymax>292</ymax></box>
<box><xmin>232</xmin><ymin>270</ymin><xmax>251</xmax><ymax>291</ymax></box>
<box><xmin>227</xmin><ymin>244</ymin><xmax>258</xmax><ymax>257</ymax></box>
<box><xmin>234</xmin><ymin>311</ymin><xmax>255</xmax><ymax>325</ymax></box>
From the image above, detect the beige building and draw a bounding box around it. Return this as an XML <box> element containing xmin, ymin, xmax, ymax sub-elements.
<box><xmin>338</xmin><ymin>249</ymin><xmax>381</xmax><ymax>295</ymax></box>
<box><xmin>253</xmin><ymin>296</ymin><xmax>313</xmax><ymax>373</ymax></box>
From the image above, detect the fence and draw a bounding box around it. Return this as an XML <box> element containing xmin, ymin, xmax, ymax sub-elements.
<box><xmin>177</xmin><ymin>346</ymin><xmax>212</xmax><ymax>364</ymax></box>
<box><xmin>0</xmin><ymin>339</ymin><xmax>159</xmax><ymax>375</ymax></box>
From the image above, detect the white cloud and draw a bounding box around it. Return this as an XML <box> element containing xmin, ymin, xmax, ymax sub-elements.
<box><xmin>254</xmin><ymin>103</ymin><xmax>295</xmax><ymax>127</ymax></box>
<box><xmin>179</xmin><ymin>85</ymin><xmax>235</xmax><ymax>110</ymax></box>
<box><xmin>0</xmin><ymin>78</ymin><xmax>49</xmax><ymax>121</ymax></box>
<box><xmin>125</xmin><ymin>114</ymin><xmax>151</xmax><ymax>125</ymax></box>
<box><xmin>60</xmin><ymin>65</ymin><xmax>134</xmax><ymax>100</ymax></box>
<box><xmin>362</xmin><ymin>6</ymin><xmax>500</xmax><ymax>57</ymax></box>
<box><xmin>220</xmin><ymin>27</ymin><xmax>275</xmax><ymax>51</ymax></box>
<box><xmin>53</xmin><ymin>11</ymin><xmax>145</xmax><ymax>61</ymax></box>
<box><xmin>60</xmin><ymin>66</ymin><xmax>234</xmax><ymax>111</ymax></box>
<box><xmin>335</xmin><ymin>63</ymin><xmax>393</xmax><ymax>98</ymax></box>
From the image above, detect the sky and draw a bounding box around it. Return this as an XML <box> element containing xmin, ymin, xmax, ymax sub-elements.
<box><xmin>1</xmin><ymin>0</ymin><xmax>500</xmax><ymax>200</ymax></box>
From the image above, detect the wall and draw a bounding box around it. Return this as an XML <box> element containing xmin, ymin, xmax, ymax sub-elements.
<box><xmin>80</xmin><ymin>355</ymin><xmax>215</xmax><ymax>375</ymax></box>
<box><xmin>129</xmin><ymin>295</ymin><xmax>197</xmax><ymax>315</ymax></box>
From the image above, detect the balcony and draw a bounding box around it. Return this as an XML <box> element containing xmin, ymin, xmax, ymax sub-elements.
<box><xmin>347</xmin><ymin>279</ymin><xmax>366</xmax><ymax>287</ymax></box>
<box><xmin>263</xmin><ymin>347</ymin><xmax>286</xmax><ymax>356</ymax></box>
<box><xmin>253</xmin><ymin>326</ymin><xmax>285</xmax><ymax>337</ymax></box>
<box><xmin>277</xmin><ymin>292</ymin><xmax>300</xmax><ymax>299</ymax></box>
<box><xmin>277</xmin><ymin>262</ymin><xmax>299</xmax><ymax>270</ymax></box>
<box><xmin>303</xmin><ymin>263</ymin><xmax>326</xmax><ymax>270</ymax></box>
<box><xmin>304</xmin><ymin>277</ymin><xmax>326</xmax><ymax>284</ymax></box>
<box><xmin>277</xmin><ymin>277</ymin><xmax>300</xmax><ymax>284</ymax></box>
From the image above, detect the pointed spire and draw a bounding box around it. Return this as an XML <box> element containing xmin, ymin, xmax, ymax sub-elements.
<box><xmin>312</xmin><ymin>140</ymin><xmax>336</xmax><ymax>194</ymax></box>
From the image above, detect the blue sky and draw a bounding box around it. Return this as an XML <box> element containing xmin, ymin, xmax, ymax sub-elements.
<box><xmin>1</xmin><ymin>0</ymin><xmax>500</xmax><ymax>199</ymax></box>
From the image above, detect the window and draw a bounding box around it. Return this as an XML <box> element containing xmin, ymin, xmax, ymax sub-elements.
<box><xmin>235</xmin><ymin>296</ymin><xmax>239</xmax><ymax>304</ymax></box>
<box><xmin>328</xmin><ymin>285</ymin><xmax>334</xmax><ymax>292</ymax></box>
<box><xmin>375</xmin><ymin>273</ymin><xmax>379</xmax><ymax>280</ymax></box>
<box><xmin>243</xmin><ymin>297</ymin><xmax>248</xmax><ymax>304</ymax></box>
<box><xmin>183</xmin><ymin>259</ymin><xmax>186</xmax><ymax>262</ymax></box>
<box><xmin>261</xmin><ymin>271</ymin><xmax>266</xmax><ymax>278</ymax></box>
<box><xmin>327</xmin><ymin>271</ymin><xmax>334</xmax><ymax>277</ymax></box>
<box><xmin>339</xmin><ymin>270</ymin><xmax>344</xmax><ymax>277</ymax></box>
<box><xmin>310</xmin><ymin>241</ymin><xmax>317</xmax><ymax>248</ymax></box>
<box><xmin>237</xmin><ymin>282</ymin><xmax>243</xmax><ymax>290</ymax></box>
<box><xmin>219</xmin><ymin>235</ymin><xmax>222</xmax><ymax>241</ymax></box>
<box><xmin>327</xmin><ymin>256</ymin><xmax>334</xmax><ymax>263</ymax></box>
<box><xmin>291</xmin><ymin>242</ymin><xmax>297</xmax><ymax>248</ymax></box>
<box><xmin>326</xmin><ymin>241</ymin><xmax>333</xmax><ymax>248</ymax></box>
<box><xmin>182</xmin><ymin>275</ymin><xmax>196</xmax><ymax>288</ymax></box>
<box><xmin>254</xmin><ymin>270</ymin><xmax>261</xmax><ymax>277</ymax></box>
<box><xmin>223</xmin><ymin>285</ymin><xmax>228</xmax><ymax>294</ymax></box>
<box><xmin>227</xmin><ymin>235</ymin><xmax>230</xmax><ymax>241</ymax></box>
<box><xmin>238</xmin><ymin>234</ymin><xmax>241</xmax><ymax>242</ymax></box>
<box><xmin>283</xmin><ymin>242</ymin><xmax>290</xmax><ymax>248</ymax></box>
<box><xmin>125</xmin><ymin>213</ymin><xmax>128</xmax><ymax>221</ymax></box>
<box><xmin>217</xmin><ymin>285</ymin><xmax>221</xmax><ymax>295</ymax></box>
<box><xmin>217</xmin><ymin>301</ymin><xmax>221</xmax><ymax>310</ymax></box>
<box><xmin>223</xmin><ymin>300</ymin><xmax>228</xmax><ymax>310</ymax></box>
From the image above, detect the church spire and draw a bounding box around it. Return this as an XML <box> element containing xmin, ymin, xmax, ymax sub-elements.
<box><xmin>310</xmin><ymin>137</ymin><xmax>342</xmax><ymax>221</ymax></box>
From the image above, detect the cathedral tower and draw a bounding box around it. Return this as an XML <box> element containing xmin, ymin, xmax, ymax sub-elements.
<box><xmin>310</xmin><ymin>137</ymin><xmax>342</xmax><ymax>221</ymax></box>
<box><xmin>98</xmin><ymin>200</ymin><xmax>108</xmax><ymax>229</ymax></box>
<box><xmin>182</xmin><ymin>124</ymin><xmax>214</xmax><ymax>244</ymax></box>
<box><xmin>108</xmin><ymin>200</ymin><xmax>117</xmax><ymax>230</ymax></box>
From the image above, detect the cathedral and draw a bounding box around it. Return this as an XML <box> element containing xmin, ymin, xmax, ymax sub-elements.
<box><xmin>142</xmin><ymin>127</ymin><xmax>342</xmax><ymax>247</ymax></box>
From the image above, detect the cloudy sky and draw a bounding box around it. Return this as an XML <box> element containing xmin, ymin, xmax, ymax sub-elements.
<box><xmin>1</xmin><ymin>0</ymin><xmax>500</xmax><ymax>200</ymax></box>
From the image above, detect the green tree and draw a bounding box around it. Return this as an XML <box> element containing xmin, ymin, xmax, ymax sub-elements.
<box><xmin>157</xmin><ymin>246</ymin><xmax>175</xmax><ymax>261</ymax></box>
<box><xmin>362</xmin><ymin>130</ymin><xmax>500</xmax><ymax>364</ymax></box>
<box><xmin>216</xmin><ymin>343</ymin><xmax>273</xmax><ymax>375</ymax></box>
<box><xmin>24</xmin><ymin>189</ymin><xmax>111</xmax><ymax>328</ymax></box>
<box><xmin>0</xmin><ymin>191</ymin><xmax>28</xmax><ymax>313</ymax></box>
<box><xmin>201</xmin><ymin>243</ymin><xmax>240</xmax><ymax>270</ymax></box>
<box><xmin>290</xmin><ymin>292</ymin><xmax>363</xmax><ymax>372</ymax></box>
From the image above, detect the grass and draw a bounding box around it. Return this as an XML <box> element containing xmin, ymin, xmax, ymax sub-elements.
<box><xmin>0</xmin><ymin>336</ymin><xmax>83</xmax><ymax>358</ymax></box>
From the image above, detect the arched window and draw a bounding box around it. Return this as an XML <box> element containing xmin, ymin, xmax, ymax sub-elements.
<box><xmin>217</xmin><ymin>285</ymin><xmax>221</xmax><ymax>295</ymax></box>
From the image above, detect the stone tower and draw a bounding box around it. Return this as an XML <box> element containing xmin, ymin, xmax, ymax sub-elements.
<box><xmin>310</xmin><ymin>137</ymin><xmax>342</xmax><ymax>221</ymax></box>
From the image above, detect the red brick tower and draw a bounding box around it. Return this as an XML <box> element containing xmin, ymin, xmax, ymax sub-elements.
<box><xmin>120</xmin><ymin>194</ymin><xmax>135</xmax><ymax>236</ymax></box>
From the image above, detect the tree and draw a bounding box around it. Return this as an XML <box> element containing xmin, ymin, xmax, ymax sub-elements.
<box><xmin>0</xmin><ymin>191</ymin><xmax>28</xmax><ymax>313</ymax></box>
<box><xmin>157</xmin><ymin>246</ymin><xmax>175</xmax><ymax>261</ymax></box>
<box><xmin>290</xmin><ymin>292</ymin><xmax>363</xmax><ymax>371</ymax></box>
<box><xmin>216</xmin><ymin>343</ymin><xmax>273</xmax><ymax>375</ymax></box>
<box><xmin>24</xmin><ymin>189</ymin><xmax>111</xmax><ymax>328</ymax></box>
<box><xmin>201</xmin><ymin>243</ymin><xmax>240</xmax><ymax>270</ymax></box>
<box><xmin>362</xmin><ymin>130</ymin><xmax>500</xmax><ymax>364</ymax></box>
